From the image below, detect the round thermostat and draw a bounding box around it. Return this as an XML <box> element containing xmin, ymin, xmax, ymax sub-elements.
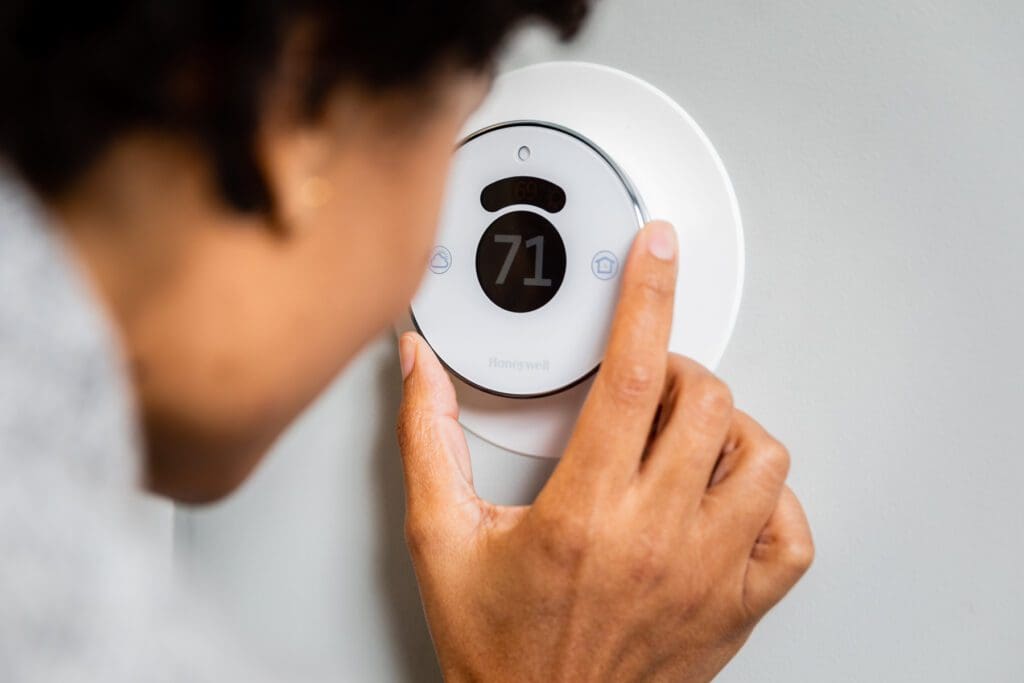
<box><xmin>411</xmin><ymin>122</ymin><xmax>646</xmax><ymax>398</ymax></box>
<box><xmin>399</xmin><ymin>62</ymin><xmax>744</xmax><ymax>459</ymax></box>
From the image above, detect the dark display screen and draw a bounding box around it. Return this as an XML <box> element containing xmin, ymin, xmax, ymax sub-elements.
<box><xmin>476</xmin><ymin>211</ymin><xmax>567</xmax><ymax>314</ymax></box>
<box><xmin>480</xmin><ymin>176</ymin><xmax>567</xmax><ymax>214</ymax></box>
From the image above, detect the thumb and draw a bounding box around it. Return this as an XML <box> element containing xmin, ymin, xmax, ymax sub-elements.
<box><xmin>396</xmin><ymin>332</ymin><xmax>480</xmax><ymax>544</ymax></box>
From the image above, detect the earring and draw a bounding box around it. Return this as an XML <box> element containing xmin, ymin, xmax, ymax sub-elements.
<box><xmin>299</xmin><ymin>175</ymin><xmax>332</xmax><ymax>210</ymax></box>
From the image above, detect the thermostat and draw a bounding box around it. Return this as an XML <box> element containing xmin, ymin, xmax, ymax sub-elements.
<box><xmin>399</xmin><ymin>62</ymin><xmax>744</xmax><ymax>458</ymax></box>
<box><xmin>412</xmin><ymin>121</ymin><xmax>646</xmax><ymax>398</ymax></box>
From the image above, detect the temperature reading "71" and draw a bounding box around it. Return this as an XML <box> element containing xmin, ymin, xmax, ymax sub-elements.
<box><xmin>494</xmin><ymin>234</ymin><xmax>552</xmax><ymax>288</ymax></box>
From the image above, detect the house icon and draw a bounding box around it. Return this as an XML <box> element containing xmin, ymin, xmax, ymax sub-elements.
<box><xmin>591</xmin><ymin>251</ymin><xmax>619</xmax><ymax>280</ymax></box>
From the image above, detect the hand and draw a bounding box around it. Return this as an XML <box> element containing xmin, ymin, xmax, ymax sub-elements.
<box><xmin>396</xmin><ymin>221</ymin><xmax>813</xmax><ymax>682</ymax></box>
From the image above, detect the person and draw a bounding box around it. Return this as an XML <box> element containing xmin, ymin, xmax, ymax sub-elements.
<box><xmin>0</xmin><ymin>1</ymin><xmax>813</xmax><ymax>681</ymax></box>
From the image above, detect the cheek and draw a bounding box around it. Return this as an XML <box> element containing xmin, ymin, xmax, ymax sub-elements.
<box><xmin>390</xmin><ymin>205</ymin><xmax>445</xmax><ymax>308</ymax></box>
<box><xmin>311</xmin><ymin>123</ymin><xmax>462</xmax><ymax>316</ymax></box>
<box><xmin>384</xmin><ymin>156</ymin><xmax>456</xmax><ymax>296</ymax></box>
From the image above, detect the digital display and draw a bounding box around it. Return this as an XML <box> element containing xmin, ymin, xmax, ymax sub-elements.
<box><xmin>476</xmin><ymin>211</ymin><xmax>567</xmax><ymax>314</ymax></box>
<box><xmin>481</xmin><ymin>176</ymin><xmax>567</xmax><ymax>214</ymax></box>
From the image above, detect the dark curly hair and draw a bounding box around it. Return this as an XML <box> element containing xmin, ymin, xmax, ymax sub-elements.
<box><xmin>0</xmin><ymin>1</ymin><xmax>589</xmax><ymax>212</ymax></box>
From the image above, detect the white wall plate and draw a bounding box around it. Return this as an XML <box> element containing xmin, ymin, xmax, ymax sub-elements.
<box><xmin>399</xmin><ymin>61</ymin><xmax>744</xmax><ymax>458</ymax></box>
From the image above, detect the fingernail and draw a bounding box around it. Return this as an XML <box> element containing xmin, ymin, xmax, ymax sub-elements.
<box><xmin>646</xmin><ymin>221</ymin><xmax>677</xmax><ymax>261</ymax></box>
<box><xmin>399</xmin><ymin>334</ymin><xmax>417</xmax><ymax>380</ymax></box>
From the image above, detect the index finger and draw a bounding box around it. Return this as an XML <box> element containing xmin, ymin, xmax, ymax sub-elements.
<box><xmin>559</xmin><ymin>220</ymin><xmax>679</xmax><ymax>488</ymax></box>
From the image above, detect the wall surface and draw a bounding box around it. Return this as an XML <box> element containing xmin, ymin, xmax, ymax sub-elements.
<box><xmin>176</xmin><ymin>2</ymin><xmax>1024</xmax><ymax>680</ymax></box>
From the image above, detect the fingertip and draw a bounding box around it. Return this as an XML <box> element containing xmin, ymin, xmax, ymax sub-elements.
<box><xmin>622</xmin><ymin>221</ymin><xmax>678</xmax><ymax>295</ymax></box>
<box><xmin>399</xmin><ymin>332</ymin><xmax>419</xmax><ymax>381</ymax></box>
<box><xmin>642</xmin><ymin>220</ymin><xmax>678</xmax><ymax>262</ymax></box>
<box><xmin>398</xmin><ymin>332</ymin><xmax>459</xmax><ymax>418</ymax></box>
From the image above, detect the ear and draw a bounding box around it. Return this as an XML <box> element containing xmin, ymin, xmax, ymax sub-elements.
<box><xmin>256</xmin><ymin>120</ymin><xmax>334</xmax><ymax>233</ymax></box>
<box><xmin>249</xmin><ymin>18</ymin><xmax>338</xmax><ymax>231</ymax></box>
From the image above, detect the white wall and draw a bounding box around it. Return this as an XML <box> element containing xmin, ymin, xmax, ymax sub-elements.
<box><xmin>176</xmin><ymin>2</ymin><xmax>1024</xmax><ymax>680</ymax></box>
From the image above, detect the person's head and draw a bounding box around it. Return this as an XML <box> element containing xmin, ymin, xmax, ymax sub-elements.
<box><xmin>0</xmin><ymin>1</ymin><xmax>589</xmax><ymax>502</ymax></box>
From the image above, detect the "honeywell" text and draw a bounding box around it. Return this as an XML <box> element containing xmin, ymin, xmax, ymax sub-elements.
<box><xmin>488</xmin><ymin>357</ymin><xmax>550</xmax><ymax>373</ymax></box>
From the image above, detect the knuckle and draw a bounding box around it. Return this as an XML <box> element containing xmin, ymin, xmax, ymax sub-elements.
<box><xmin>665</xmin><ymin>353</ymin><xmax>688</xmax><ymax>377</ymax></box>
<box><xmin>530</xmin><ymin>507</ymin><xmax>596</xmax><ymax>568</ymax></box>
<box><xmin>688</xmin><ymin>374</ymin><xmax>734</xmax><ymax>425</ymax></box>
<box><xmin>626</xmin><ymin>529</ymin><xmax>672</xmax><ymax>585</ymax></box>
<box><xmin>628</xmin><ymin>552</ymin><xmax>669</xmax><ymax>588</ymax></box>
<box><xmin>758</xmin><ymin>439</ymin><xmax>792</xmax><ymax>481</ymax></box>
<box><xmin>604</xmin><ymin>361</ymin><xmax>659</xmax><ymax>407</ymax></box>
<box><xmin>782</xmin><ymin>535</ymin><xmax>816</xmax><ymax>574</ymax></box>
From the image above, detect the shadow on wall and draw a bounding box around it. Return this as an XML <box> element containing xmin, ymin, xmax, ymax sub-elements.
<box><xmin>371</xmin><ymin>352</ymin><xmax>443</xmax><ymax>683</ymax></box>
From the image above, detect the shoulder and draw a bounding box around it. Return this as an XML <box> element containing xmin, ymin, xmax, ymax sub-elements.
<box><xmin>0</xmin><ymin>167</ymin><xmax>139</xmax><ymax>486</ymax></box>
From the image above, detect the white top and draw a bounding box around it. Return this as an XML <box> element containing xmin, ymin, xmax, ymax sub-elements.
<box><xmin>0</xmin><ymin>170</ymin><xmax>273</xmax><ymax>682</ymax></box>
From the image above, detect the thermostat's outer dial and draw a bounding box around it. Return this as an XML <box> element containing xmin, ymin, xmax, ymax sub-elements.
<box><xmin>399</xmin><ymin>62</ymin><xmax>744</xmax><ymax>460</ymax></box>
<box><xmin>411</xmin><ymin>122</ymin><xmax>646</xmax><ymax>398</ymax></box>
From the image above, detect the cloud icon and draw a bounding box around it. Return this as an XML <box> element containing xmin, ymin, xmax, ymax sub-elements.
<box><xmin>430</xmin><ymin>247</ymin><xmax>452</xmax><ymax>274</ymax></box>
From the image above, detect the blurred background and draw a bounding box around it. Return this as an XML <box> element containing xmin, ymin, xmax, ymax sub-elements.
<box><xmin>175</xmin><ymin>1</ymin><xmax>1024</xmax><ymax>680</ymax></box>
